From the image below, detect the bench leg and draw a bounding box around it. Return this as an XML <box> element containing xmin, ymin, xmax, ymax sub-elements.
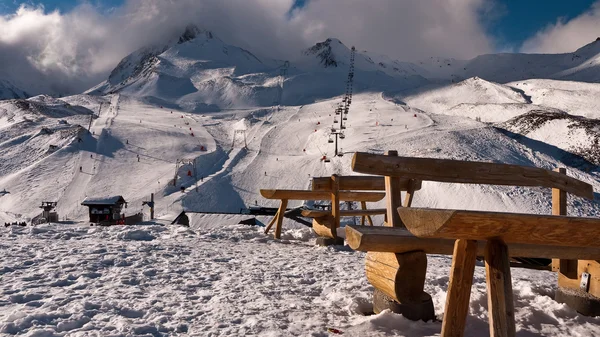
<box><xmin>441</xmin><ymin>239</ymin><xmax>477</xmax><ymax>337</ymax></box>
<box><xmin>485</xmin><ymin>238</ymin><xmax>516</xmax><ymax>337</ymax></box>
<box><xmin>264</xmin><ymin>209</ymin><xmax>279</xmax><ymax>235</ymax></box>
<box><xmin>360</xmin><ymin>201</ymin><xmax>374</xmax><ymax>226</ymax></box>
<box><xmin>274</xmin><ymin>199</ymin><xmax>288</xmax><ymax>239</ymax></box>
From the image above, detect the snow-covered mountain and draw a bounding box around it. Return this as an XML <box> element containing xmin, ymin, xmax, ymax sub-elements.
<box><xmin>0</xmin><ymin>78</ymin><xmax>29</xmax><ymax>100</ymax></box>
<box><xmin>88</xmin><ymin>29</ymin><xmax>428</xmax><ymax>111</ymax></box>
<box><xmin>424</xmin><ymin>38</ymin><xmax>600</xmax><ymax>84</ymax></box>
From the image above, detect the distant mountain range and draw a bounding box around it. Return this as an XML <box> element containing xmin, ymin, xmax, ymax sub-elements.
<box><xmin>4</xmin><ymin>25</ymin><xmax>600</xmax><ymax>104</ymax></box>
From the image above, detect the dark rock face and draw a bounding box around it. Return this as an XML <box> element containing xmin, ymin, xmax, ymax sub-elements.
<box><xmin>500</xmin><ymin>110</ymin><xmax>600</xmax><ymax>165</ymax></box>
<box><xmin>304</xmin><ymin>39</ymin><xmax>339</xmax><ymax>68</ymax></box>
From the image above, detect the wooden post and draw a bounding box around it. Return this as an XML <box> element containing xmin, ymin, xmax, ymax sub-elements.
<box><xmin>331</xmin><ymin>175</ymin><xmax>340</xmax><ymax>238</ymax></box>
<box><xmin>441</xmin><ymin>239</ymin><xmax>477</xmax><ymax>337</ymax></box>
<box><xmin>553</xmin><ymin>168</ymin><xmax>578</xmax><ymax>279</ymax></box>
<box><xmin>384</xmin><ymin>150</ymin><xmax>403</xmax><ymax>227</ymax></box>
<box><xmin>274</xmin><ymin>199</ymin><xmax>288</xmax><ymax>239</ymax></box>
<box><xmin>150</xmin><ymin>193</ymin><xmax>154</xmax><ymax>219</ymax></box>
<box><xmin>485</xmin><ymin>238</ymin><xmax>516</xmax><ymax>337</ymax></box>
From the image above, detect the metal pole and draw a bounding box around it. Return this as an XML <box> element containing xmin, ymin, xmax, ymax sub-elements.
<box><xmin>150</xmin><ymin>193</ymin><xmax>154</xmax><ymax>219</ymax></box>
<box><xmin>335</xmin><ymin>133</ymin><xmax>339</xmax><ymax>157</ymax></box>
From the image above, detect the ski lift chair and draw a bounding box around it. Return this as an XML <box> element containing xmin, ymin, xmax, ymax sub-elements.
<box><xmin>328</xmin><ymin>137</ymin><xmax>334</xmax><ymax>144</ymax></box>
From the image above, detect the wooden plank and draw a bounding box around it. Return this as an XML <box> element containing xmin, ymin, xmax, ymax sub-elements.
<box><xmin>260</xmin><ymin>189</ymin><xmax>385</xmax><ymax>202</ymax></box>
<box><xmin>385</xmin><ymin>150</ymin><xmax>403</xmax><ymax>227</ymax></box>
<box><xmin>264</xmin><ymin>208</ymin><xmax>279</xmax><ymax>234</ymax></box>
<box><xmin>345</xmin><ymin>225</ymin><xmax>600</xmax><ymax>260</ymax></box>
<box><xmin>441</xmin><ymin>239</ymin><xmax>477</xmax><ymax>337</ymax></box>
<box><xmin>331</xmin><ymin>175</ymin><xmax>340</xmax><ymax>239</ymax></box>
<box><xmin>351</xmin><ymin>152</ymin><xmax>594</xmax><ymax>200</ymax></box>
<box><xmin>273</xmin><ymin>199</ymin><xmax>288</xmax><ymax>239</ymax></box>
<box><xmin>365</xmin><ymin>251</ymin><xmax>427</xmax><ymax>303</ymax></box>
<box><xmin>398</xmin><ymin>208</ymin><xmax>600</xmax><ymax>248</ymax></box>
<box><xmin>312</xmin><ymin>176</ymin><xmax>422</xmax><ymax>191</ymax></box>
<box><xmin>485</xmin><ymin>239</ymin><xmax>516</xmax><ymax>337</ymax></box>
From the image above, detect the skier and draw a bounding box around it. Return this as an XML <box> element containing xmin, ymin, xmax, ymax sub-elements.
<box><xmin>264</xmin><ymin>171</ymin><xmax>267</xmax><ymax>176</ymax></box>
<box><xmin>79</xmin><ymin>166</ymin><xmax>82</xmax><ymax>172</ymax></box>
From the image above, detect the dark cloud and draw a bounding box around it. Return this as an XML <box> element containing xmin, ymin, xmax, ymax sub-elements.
<box><xmin>0</xmin><ymin>0</ymin><xmax>496</xmax><ymax>96</ymax></box>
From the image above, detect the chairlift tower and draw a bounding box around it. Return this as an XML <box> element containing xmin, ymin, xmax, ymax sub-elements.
<box><xmin>172</xmin><ymin>159</ymin><xmax>197</xmax><ymax>187</ymax></box>
<box><xmin>273</xmin><ymin>61</ymin><xmax>289</xmax><ymax>108</ymax></box>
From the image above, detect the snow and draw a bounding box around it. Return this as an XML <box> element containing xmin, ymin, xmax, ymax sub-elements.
<box><xmin>2</xmin><ymin>222</ymin><xmax>600</xmax><ymax>336</ymax></box>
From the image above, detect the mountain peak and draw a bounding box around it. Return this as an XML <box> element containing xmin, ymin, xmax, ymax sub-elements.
<box><xmin>303</xmin><ymin>38</ymin><xmax>349</xmax><ymax>68</ymax></box>
<box><xmin>178</xmin><ymin>25</ymin><xmax>213</xmax><ymax>44</ymax></box>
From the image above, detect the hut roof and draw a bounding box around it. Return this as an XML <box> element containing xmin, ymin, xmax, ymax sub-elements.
<box><xmin>81</xmin><ymin>196</ymin><xmax>126</xmax><ymax>206</ymax></box>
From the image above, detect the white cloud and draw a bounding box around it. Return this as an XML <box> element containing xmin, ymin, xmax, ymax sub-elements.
<box><xmin>0</xmin><ymin>0</ymin><xmax>496</xmax><ymax>96</ymax></box>
<box><xmin>521</xmin><ymin>1</ymin><xmax>600</xmax><ymax>54</ymax></box>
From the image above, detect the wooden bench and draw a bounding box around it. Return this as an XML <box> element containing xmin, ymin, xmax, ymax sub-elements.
<box><xmin>305</xmin><ymin>175</ymin><xmax>421</xmax><ymax>244</ymax></box>
<box><xmin>346</xmin><ymin>150</ymin><xmax>598</xmax><ymax>337</ymax></box>
<box><xmin>259</xmin><ymin>187</ymin><xmax>385</xmax><ymax>240</ymax></box>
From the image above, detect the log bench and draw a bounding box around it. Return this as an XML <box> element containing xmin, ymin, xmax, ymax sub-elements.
<box><xmin>259</xmin><ymin>187</ymin><xmax>385</xmax><ymax>241</ymax></box>
<box><xmin>346</xmin><ymin>150</ymin><xmax>598</xmax><ymax>337</ymax></box>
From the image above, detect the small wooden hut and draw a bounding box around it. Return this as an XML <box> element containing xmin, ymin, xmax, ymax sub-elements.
<box><xmin>81</xmin><ymin>196</ymin><xmax>127</xmax><ymax>224</ymax></box>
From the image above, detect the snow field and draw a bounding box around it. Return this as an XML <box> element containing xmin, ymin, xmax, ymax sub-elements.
<box><xmin>2</xmin><ymin>222</ymin><xmax>600</xmax><ymax>336</ymax></box>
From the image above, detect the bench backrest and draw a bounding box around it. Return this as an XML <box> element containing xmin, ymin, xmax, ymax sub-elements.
<box><xmin>312</xmin><ymin>175</ymin><xmax>422</xmax><ymax>192</ymax></box>
<box><xmin>352</xmin><ymin>151</ymin><xmax>593</xmax><ymax>199</ymax></box>
<box><xmin>351</xmin><ymin>150</ymin><xmax>594</xmax><ymax>227</ymax></box>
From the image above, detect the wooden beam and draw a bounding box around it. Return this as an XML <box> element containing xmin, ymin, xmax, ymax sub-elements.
<box><xmin>345</xmin><ymin>225</ymin><xmax>600</xmax><ymax>260</ymax></box>
<box><xmin>351</xmin><ymin>152</ymin><xmax>594</xmax><ymax>200</ymax></box>
<box><xmin>385</xmin><ymin>150</ymin><xmax>403</xmax><ymax>227</ymax></box>
<box><xmin>441</xmin><ymin>239</ymin><xmax>477</xmax><ymax>337</ymax></box>
<box><xmin>260</xmin><ymin>189</ymin><xmax>385</xmax><ymax>202</ymax></box>
<box><xmin>273</xmin><ymin>199</ymin><xmax>288</xmax><ymax>239</ymax></box>
<box><xmin>312</xmin><ymin>176</ymin><xmax>422</xmax><ymax>192</ymax></box>
<box><xmin>398</xmin><ymin>208</ymin><xmax>600</xmax><ymax>247</ymax></box>
<box><xmin>485</xmin><ymin>238</ymin><xmax>516</xmax><ymax>337</ymax></box>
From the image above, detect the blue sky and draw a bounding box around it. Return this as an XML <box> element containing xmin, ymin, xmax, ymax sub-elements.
<box><xmin>1</xmin><ymin>0</ymin><xmax>597</xmax><ymax>51</ymax></box>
